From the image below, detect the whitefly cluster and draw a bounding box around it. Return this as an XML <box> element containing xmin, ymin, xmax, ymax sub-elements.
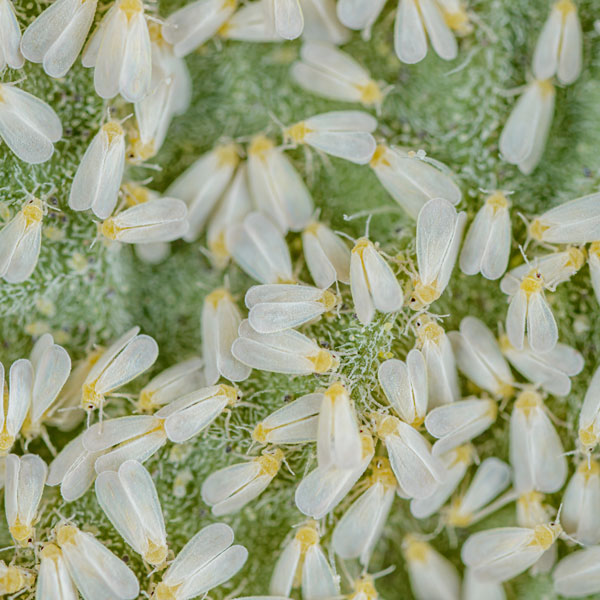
<box><xmin>0</xmin><ymin>0</ymin><xmax>599</xmax><ymax>599</ymax></box>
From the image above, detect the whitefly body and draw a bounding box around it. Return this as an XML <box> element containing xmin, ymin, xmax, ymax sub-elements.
<box><xmin>151</xmin><ymin>523</ymin><xmax>248</xmax><ymax>600</ymax></box>
<box><xmin>448</xmin><ymin>316</ymin><xmax>514</xmax><ymax>399</ymax></box>
<box><xmin>232</xmin><ymin>319</ymin><xmax>337</xmax><ymax>375</ymax></box>
<box><xmin>285</xmin><ymin>110</ymin><xmax>377</xmax><ymax>165</ymax></box>
<box><xmin>202</xmin><ymin>289</ymin><xmax>251</xmax><ymax>384</ymax></box>
<box><xmin>226</xmin><ymin>212</ymin><xmax>294</xmax><ymax>284</ymax></box>
<box><xmin>247</xmin><ymin>134</ymin><xmax>312</xmax><ymax>233</ymax></box>
<box><xmin>370</xmin><ymin>144</ymin><xmax>461</xmax><ymax>220</ymax></box>
<box><xmin>499</xmin><ymin>79</ymin><xmax>555</xmax><ymax>175</ymax></box>
<box><xmin>21</xmin><ymin>0</ymin><xmax>98</xmax><ymax>78</ymax></box>
<box><xmin>350</xmin><ymin>237</ymin><xmax>403</xmax><ymax>325</ymax></box>
<box><xmin>0</xmin><ymin>83</ymin><xmax>62</xmax><ymax>164</ymax></box>
<box><xmin>378</xmin><ymin>349</ymin><xmax>428</xmax><ymax>427</ymax></box>
<box><xmin>0</xmin><ymin>0</ymin><xmax>23</xmax><ymax>70</ymax></box>
<box><xmin>409</xmin><ymin>197</ymin><xmax>466</xmax><ymax>309</ymax></box>
<box><xmin>68</xmin><ymin>121</ymin><xmax>126</xmax><ymax>220</ymax></box>
<box><xmin>270</xmin><ymin>521</ymin><xmax>339</xmax><ymax>599</ymax></box>
<box><xmin>95</xmin><ymin>459</ymin><xmax>168</xmax><ymax>565</ymax></box>
<box><xmin>532</xmin><ymin>0</ymin><xmax>582</xmax><ymax>85</ymax></box>
<box><xmin>0</xmin><ymin>198</ymin><xmax>45</xmax><ymax>283</ymax></box>
<box><xmin>291</xmin><ymin>41</ymin><xmax>382</xmax><ymax>107</ymax></box>
<box><xmin>245</xmin><ymin>283</ymin><xmax>338</xmax><ymax>334</ymax></box>
<box><xmin>460</xmin><ymin>191</ymin><xmax>512</xmax><ymax>281</ymax></box>
<box><xmin>201</xmin><ymin>448</ymin><xmax>284</xmax><ymax>516</ymax></box>
<box><xmin>394</xmin><ymin>0</ymin><xmax>458</xmax><ymax>64</ymax></box>
<box><xmin>82</xmin><ymin>0</ymin><xmax>152</xmax><ymax>102</ymax></box>
<box><xmin>509</xmin><ymin>390</ymin><xmax>566</xmax><ymax>494</ymax></box>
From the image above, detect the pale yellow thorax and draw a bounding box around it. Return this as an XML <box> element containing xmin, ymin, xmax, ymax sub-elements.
<box><xmin>286</xmin><ymin>122</ymin><xmax>312</xmax><ymax>145</ymax></box>
<box><xmin>514</xmin><ymin>389</ymin><xmax>542</xmax><ymax>417</ymax></box>
<box><xmin>356</xmin><ymin>81</ymin><xmax>382</xmax><ymax>106</ymax></box>
<box><xmin>369</xmin><ymin>145</ymin><xmax>390</xmax><ymax>169</ymax></box>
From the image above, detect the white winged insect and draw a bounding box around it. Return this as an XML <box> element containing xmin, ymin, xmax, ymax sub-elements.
<box><xmin>137</xmin><ymin>356</ymin><xmax>205</xmax><ymax>413</ymax></box>
<box><xmin>285</xmin><ymin>110</ymin><xmax>377</xmax><ymax>165</ymax></box>
<box><xmin>51</xmin><ymin>522</ymin><xmax>140</xmax><ymax>600</ymax></box>
<box><xmin>332</xmin><ymin>456</ymin><xmax>396</xmax><ymax>566</ymax></box>
<box><xmin>0</xmin><ymin>0</ymin><xmax>23</xmax><ymax>70</ymax></box>
<box><xmin>151</xmin><ymin>523</ymin><xmax>248</xmax><ymax>600</ymax></box>
<box><xmin>270</xmin><ymin>520</ymin><xmax>340</xmax><ymax>599</ymax></box>
<box><xmin>402</xmin><ymin>535</ymin><xmax>460</xmax><ymax>600</ymax></box>
<box><xmin>0</xmin><ymin>197</ymin><xmax>45</xmax><ymax>283</ymax></box>
<box><xmin>532</xmin><ymin>0</ymin><xmax>582</xmax><ymax>85</ymax></box>
<box><xmin>47</xmin><ymin>432</ymin><xmax>105</xmax><ymax>501</ymax></box>
<box><xmin>394</xmin><ymin>0</ymin><xmax>458</xmax><ymax>64</ymax></box>
<box><xmin>499</xmin><ymin>79</ymin><xmax>555</xmax><ymax>175</ymax></box>
<box><xmin>95</xmin><ymin>459</ymin><xmax>168</xmax><ymax>565</ymax></box>
<box><xmin>83</xmin><ymin>414</ymin><xmax>168</xmax><ymax>473</ymax></box>
<box><xmin>425</xmin><ymin>396</ymin><xmax>498</xmax><ymax>457</ymax></box>
<box><xmin>207</xmin><ymin>163</ymin><xmax>253</xmax><ymax>267</ymax></box>
<box><xmin>80</xmin><ymin>326</ymin><xmax>158</xmax><ymax>413</ymax></box>
<box><xmin>378</xmin><ymin>349</ymin><xmax>428</xmax><ymax>427</ymax></box>
<box><xmin>413</xmin><ymin>315</ymin><xmax>459</xmax><ymax>407</ymax></box>
<box><xmin>201</xmin><ymin>448</ymin><xmax>284</xmax><ymax>515</ymax></box>
<box><xmin>336</xmin><ymin>0</ymin><xmax>386</xmax><ymax>39</ymax></box>
<box><xmin>20</xmin><ymin>333</ymin><xmax>71</xmax><ymax>441</ymax></box>
<box><xmin>252</xmin><ymin>392</ymin><xmax>322</xmax><ymax>445</ymax></box>
<box><xmin>295</xmin><ymin>432</ymin><xmax>374</xmax><ymax>518</ymax></box>
<box><xmin>448</xmin><ymin>316</ymin><xmax>514</xmax><ymax>399</ymax></box>
<box><xmin>461</xmin><ymin>520</ymin><xmax>563</xmax><ymax>583</ymax></box>
<box><xmin>247</xmin><ymin>134</ymin><xmax>313</xmax><ymax>233</ymax></box>
<box><xmin>460</xmin><ymin>191</ymin><xmax>512</xmax><ymax>280</ymax></box>
<box><xmin>409</xmin><ymin>197</ymin><xmax>466</xmax><ymax>309</ymax></box>
<box><xmin>561</xmin><ymin>459</ymin><xmax>600</xmax><ymax>545</ymax></box>
<box><xmin>302</xmin><ymin>221</ymin><xmax>350</xmax><ymax>289</ymax></box>
<box><xmin>232</xmin><ymin>319</ymin><xmax>337</xmax><ymax>375</ymax></box>
<box><xmin>529</xmin><ymin>192</ymin><xmax>600</xmax><ymax>245</ymax></box>
<box><xmin>154</xmin><ymin>383</ymin><xmax>240</xmax><ymax>443</ymax></box>
<box><xmin>553</xmin><ymin>545</ymin><xmax>600</xmax><ymax>599</ymax></box>
<box><xmin>350</xmin><ymin>237</ymin><xmax>403</xmax><ymax>325</ymax></box>
<box><xmin>504</xmin><ymin>267</ymin><xmax>558</xmax><ymax>354</ymax></box>
<box><xmin>246</xmin><ymin>283</ymin><xmax>338</xmax><ymax>334</ymax></box>
<box><xmin>4</xmin><ymin>453</ymin><xmax>47</xmax><ymax>546</ymax></box>
<box><xmin>162</xmin><ymin>0</ymin><xmax>238</xmax><ymax>57</ymax></box>
<box><xmin>130</xmin><ymin>22</ymin><xmax>191</xmax><ymax>162</ymax></box>
<box><xmin>370</xmin><ymin>145</ymin><xmax>461</xmax><ymax>220</ymax></box>
<box><xmin>500</xmin><ymin>247</ymin><xmax>585</xmax><ymax>294</ymax></box>
<box><xmin>101</xmin><ymin>196</ymin><xmax>189</xmax><ymax>243</ymax></box>
<box><xmin>0</xmin><ymin>561</ymin><xmax>32</xmax><ymax>596</ymax></box>
<box><xmin>265</xmin><ymin>0</ymin><xmax>304</xmax><ymax>39</ymax></box>
<box><xmin>316</xmin><ymin>382</ymin><xmax>361</xmax><ymax>469</ymax></box>
<box><xmin>409</xmin><ymin>444</ymin><xmax>474</xmax><ymax>519</ymax></box>
<box><xmin>82</xmin><ymin>0</ymin><xmax>152</xmax><ymax>102</ymax></box>
<box><xmin>500</xmin><ymin>334</ymin><xmax>583</xmax><ymax>397</ymax></box>
<box><xmin>21</xmin><ymin>0</ymin><xmax>97</xmax><ymax>78</ymax></box>
<box><xmin>68</xmin><ymin>121</ymin><xmax>126</xmax><ymax>219</ymax></box>
<box><xmin>227</xmin><ymin>212</ymin><xmax>294</xmax><ymax>284</ymax></box>
<box><xmin>443</xmin><ymin>458</ymin><xmax>511</xmax><ymax>528</ymax></box>
<box><xmin>0</xmin><ymin>359</ymin><xmax>33</xmax><ymax>454</ymax></box>
<box><xmin>202</xmin><ymin>289</ymin><xmax>252</xmax><ymax>384</ymax></box>
<box><xmin>578</xmin><ymin>365</ymin><xmax>600</xmax><ymax>454</ymax></box>
<box><xmin>373</xmin><ymin>413</ymin><xmax>446</xmax><ymax>499</ymax></box>
<box><xmin>510</xmin><ymin>389</ymin><xmax>567</xmax><ymax>494</ymax></box>
<box><xmin>0</xmin><ymin>83</ymin><xmax>62</xmax><ymax>164</ymax></box>
<box><xmin>36</xmin><ymin>542</ymin><xmax>79</xmax><ymax>600</ymax></box>
<box><xmin>167</xmin><ymin>143</ymin><xmax>240</xmax><ymax>241</ymax></box>
<box><xmin>291</xmin><ymin>41</ymin><xmax>382</xmax><ymax>108</ymax></box>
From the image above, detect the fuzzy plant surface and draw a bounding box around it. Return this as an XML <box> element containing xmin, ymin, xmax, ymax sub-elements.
<box><xmin>2</xmin><ymin>0</ymin><xmax>600</xmax><ymax>599</ymax></box>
